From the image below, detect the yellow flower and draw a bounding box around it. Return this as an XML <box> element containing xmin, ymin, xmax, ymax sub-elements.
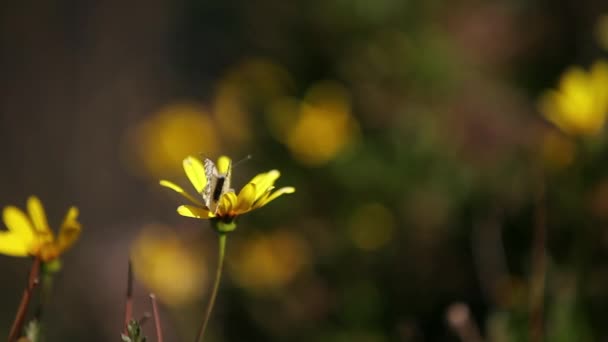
<box><xmin>0</xmin><ymin>196</ymin><xmax>81</xmax><ymax>262</ymax></box>
<box><xmin>539</xmin><ymin>60</ymin><xmax>608</xmax><ymax>136</ymax></box>
<box><xmin>160</xmin><ymin>155</ymin><xmax>295</xmax><ymax>229</ymax></box>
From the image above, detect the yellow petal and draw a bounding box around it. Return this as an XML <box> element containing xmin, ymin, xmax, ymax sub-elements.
<box><xmin>256</xmin><ymin>187</ymin><xmax>295</xmax><ymax>208</ymax></box>
<box><xmin>249</xmin><ymin>170</ymin><xmax>280</xmax><ymax>199</ymax></box>
<box><xmin>159</xmin><ymin>180</ymin><xmax>204</xmax><ymax>206</ymax></box>
<box><xmin>27</xmin><ymin>196</ymin><xmax>53</xmax><ymax>242</ymax></box>
<box><xmin>3</xmin><ymin>206</ymin><xmax>35</xmax><ymax>246</ymax></box>
<box><xmin>177</xmin><ymin>205</ymin><xmax>213</xmax><ymax>219</ymax></box>
<box><xmin>57</xmin><ymin>207</ymin><xmax>81</xmax><ymax>253</ymax></box>
<box><xmin>217</xmin><ymin>156</ymin><xmax>232</xmax><ymax>174</ymax></box>
<box><xmin>252</xmin><ymin>186</ymin><xmax>274</xmax><ymax>208</ymax></box>
<box><xmin>234</xmin><ymin>183</ymin><xmax>256</xmax><ymax>214</ymax></box>
<box><xmin>218</xmin><ymin>192</ymin><xmax>237</xmax><ymax>215</ymax></box>
<box><xmin>183</xmin><ymin>156</ymin><xmax>207</xmax><ymax>193</ymax></box>
<box><xmin>0</xmin><ymin>232</ymin><xmax>30</xmax><ymax>257</ymax></box>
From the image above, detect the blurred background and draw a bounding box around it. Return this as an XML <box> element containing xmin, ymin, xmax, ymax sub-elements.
<box><xmin>2</xmin><ymin>0</ymin><xmax>608</xmax><ymax>341</ymax></box>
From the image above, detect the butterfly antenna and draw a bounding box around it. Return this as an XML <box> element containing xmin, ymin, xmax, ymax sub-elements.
<box><xmin>232</xmin><ymin>154</ymin><xmax>252</xmax><ymax>168</ymax></box>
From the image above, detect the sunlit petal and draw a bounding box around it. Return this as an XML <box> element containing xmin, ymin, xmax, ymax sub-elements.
<box><xmin>0</xmin><ymin>232</ymin><xmax>30</xmax><ymax>257</ymax></box>
<box><xmin>27</xmin><ymin>196</ymin><xmax>53</xmax><ymax>241</ymax></box>
<box><xmin>57</xmin><ymin>207</ymin><xmax>81</xmax><ymax>253</ymax></box>
<box><xmin>257</xmin><ymin>187</ymin><xmax>296</xmax><ymax>207</ymax></box>
<box><xmin>177</xmin><ymin>205</ymin><xmax>213</xmax><ymax>219</ymax></box>
<box><xmin>249</xmin><ymin>170</ymin><xmax>280</xmax><ymax>199</ymax></box>
<box><xmin>234</xmin><ymin>183</ymin><xmax>256</xmax><ymax>213</ymax></box>
<box><xmin>183</xmin><ymin>156</ymin><xmax>207</xmax><ymax>193</ymax></box>
<box><xmin>252</xmin><ymin>187</ymin><xmax>274</xmax><ymax>209</ymax></box>
<box><xmin>2</xmin><ymin>206</ymin><xmax>35</xmax><ymax>246</ymax></box>
<box><xmin>159</xmin><ymin>180</ymin><xmax>205</xmax><ymax>206</ymax></box>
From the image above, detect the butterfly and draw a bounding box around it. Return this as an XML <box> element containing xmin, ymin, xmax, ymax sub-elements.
<box><xmin>202</xmin><ymin>158</ymin><xmax>233</xmax><ymax>214</ymax></box>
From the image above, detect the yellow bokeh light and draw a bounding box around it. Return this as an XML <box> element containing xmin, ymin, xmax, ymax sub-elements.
<box><xmin>229</xmin><ymin>230</ymin><xmax>310</xmax><ymax>292</ymax></box>
<box><xmin>268</xmin><ymin>81</ymin><xmax>359</xmax><ymax>166</ymax></box>
<box><xmin>348</xmin><ymin>203</ymin><xmax>395</xmax><ymax>251</ymax></box>
<box><xmin>213</xmin><ymin>58</ymin><xmax>294</xmax><ymax>147</ymax></box>
<box><xmin>125</xmin><ymin>102</ymin><xmax>218</xmax><ymax>179</ymax></box>
<box><xmin>131</xmin><ymin>224</ymin><xmax>207</xmax><ymax>307</ymax></box>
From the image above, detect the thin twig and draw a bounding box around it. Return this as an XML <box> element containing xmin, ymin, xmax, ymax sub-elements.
<box><xmin>124</xmin><ymin>260</ymin><xmax>134</xmax><ymax>334</ymax></box>
<box><xmin>8</xmin><ymin>257</ymin><xmax>41</xmax><ymax>342</ymax></box>
<box><xmin>195</xmin><ymin>233</ymin><xmax>227</xmax><ymax>342</ymax></box>
<box><xmin>150</xmin><ymin>294</ymin><xmax>163</xmax><ymax>342</ymax></box>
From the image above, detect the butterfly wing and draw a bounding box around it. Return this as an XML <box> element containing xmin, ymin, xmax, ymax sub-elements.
<box><xmin>202</xmin><ymin>158</ymin><xmax>233</xmax><ymax>214</ymax></box>
<box><xmin>203</xmin><ymin>159</ymin><xmax>219</xmax><ymax>212</ymax></box>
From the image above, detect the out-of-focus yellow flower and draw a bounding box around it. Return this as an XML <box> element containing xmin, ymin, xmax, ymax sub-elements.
<box><xmin>348</xmin><ymin>203</ymin><xmax>395</xmax><ymax>251</ymax></box>
<box><xmin>160</xmin><ymin>155</ymin><xmax>295</xmax><ymax>229</ymax></box>
<box><xmin>213</xmin><ymin>59</ymin><xmax>294</xmax><ymax>147</ymax></box>
<box><xmin>0</xmin><ymin>196</ymin><xmax>81</xmax><ymax>262</ymax></box>
<box><xmin>131</xmin><ymin>224</ymin><xmax>207</xmax><ymax>307</ymax></box>
<box><xmin>230</xmin><ymin>230</ymin><xmax>309</xmax><ymax>291</ymax></box>
<box><xmin>267</xmin><ymin>81</ymin><xmax>359</xmax><ymax>166</ymax></box>
<box><xmin>125</xmin><ymin>102</ymin><xmax>218</xmax><ymax>179</ymax></box>
<box><xmin>539</xmin><ymin>60</ymin><xmax>608</xmax><ymax>136</ymax></box>
<box><xmin>540</xmin><ymin>130</ymin><xmax>575</xmax><ymax>169</ymax></box>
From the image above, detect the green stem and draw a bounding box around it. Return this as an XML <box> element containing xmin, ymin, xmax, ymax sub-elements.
<box><xmin>35</xmin><ymin>271</ymin><xmax>54</xmax><ymax>320</ymax></box>
<box><xmin>195</xmin><ymin>233</ymin><xmax>227</xmax><ymax>342</ymax></box>
<box><xmin>33</xmin><ymin>272</ymin><xmax>54</xmax><ymax>342</ymax></box>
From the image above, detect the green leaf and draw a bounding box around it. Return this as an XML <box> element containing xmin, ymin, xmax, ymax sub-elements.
<box><xmin>121</xmin><ymin>319</ymin><xmax>147</xmax><ymax>342</ymax></box>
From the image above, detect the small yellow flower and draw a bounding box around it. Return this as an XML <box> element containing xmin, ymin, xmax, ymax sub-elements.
<box><xmin>0</xmin><ymin>196</ymin><xmax>81</xmax><ymax>262</ymax></box>
<box><xmin>539</xmin><ymin>60</ymin><xmax>608</xmax><ymax>136</ymax></box>
<box><xmin>160</xmin><ymin>155</ymin><xmax>295</xmax><ymax>229</ymax></box>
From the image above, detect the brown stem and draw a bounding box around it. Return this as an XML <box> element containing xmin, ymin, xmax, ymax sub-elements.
<box><xmin>150</xmin><ymin>294</ymin><xmax>163</xmax><ymax>342</ymax></box>
<box><xmin>8</xmin><ymin>257</ymin><xmax>41</xmax><ymax>342</ymax></box>
<box><xmin>530</xmin><ymin>172</ymin><xmax>547</xmax><ymax>342</ymax></box>
<box><xmin>124</xmin><ymin>260</ymin><xmax>134</xmax><ymax>334</ymax></box>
